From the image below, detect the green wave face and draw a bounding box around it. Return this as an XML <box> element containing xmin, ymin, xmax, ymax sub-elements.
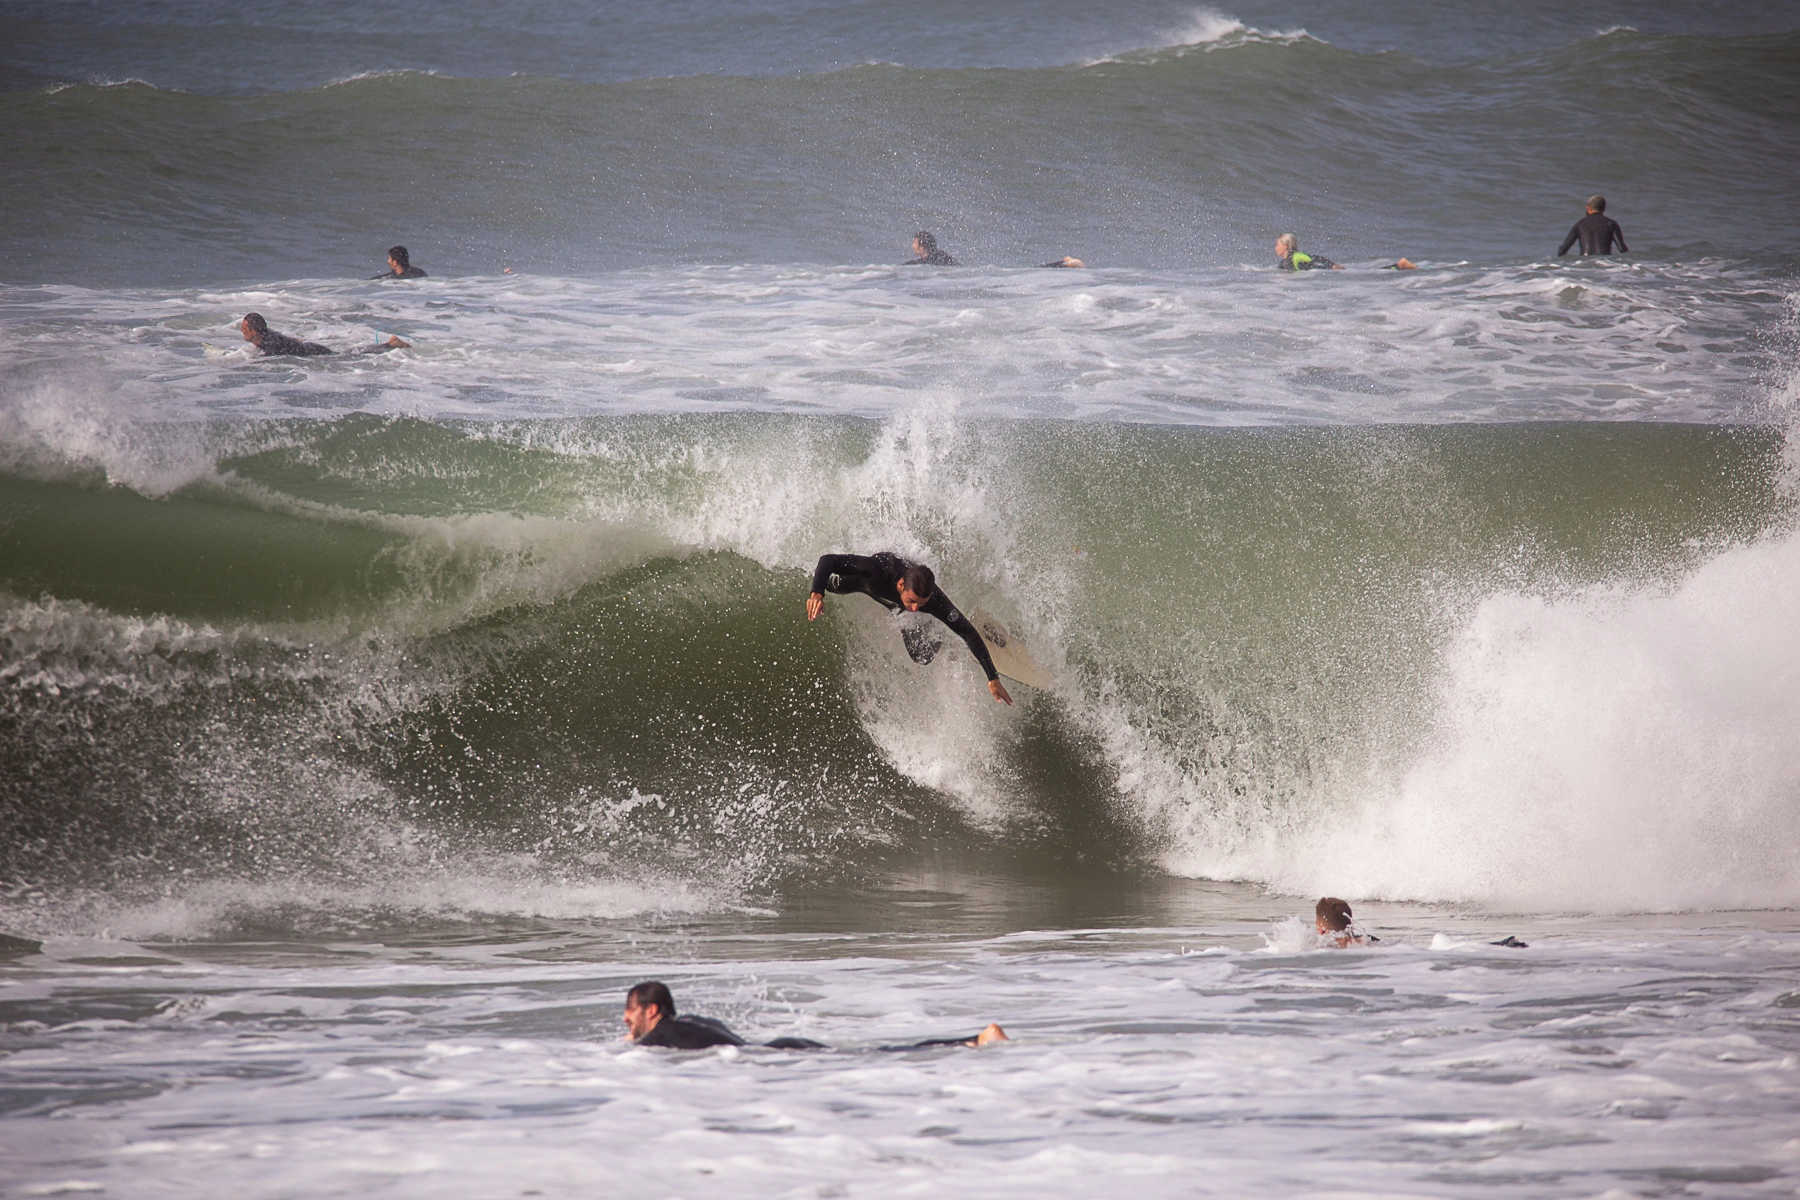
<box><xmin>3</xmin><ymin>414</ymin><xmax>1791</xmax><ymax>922</ymax></box>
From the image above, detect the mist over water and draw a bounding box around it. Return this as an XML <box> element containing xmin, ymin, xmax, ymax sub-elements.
<box><xmin>4</xmin><ymin>3</ymin><xmax>1800</xmax><ymax>1197</ymax></box>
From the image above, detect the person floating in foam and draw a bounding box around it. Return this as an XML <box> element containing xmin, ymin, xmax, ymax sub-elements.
<box><xmin>375</xmin><ymin>244</ymin><xmax>429</xmax><ymax>279</ymax></box>
<box><xmin>239</xmin><ymin>312</ymin><xmax>408</xmax><ymax>357</ymax></box>
<box><xmin>1316</xmin><ymin>897</ymin><xmax>1379</xmax><ymax>948</ymax></box>
<box><xmin>904</xmin><ymin>230</ymin><xmax>959</xmax><ymax>265</ymax></box>
<box><xmin>621</xmin><ymin>981</ymin><xmax>1008</xmax><ymax>1050</ymax></box>
<box><xmin>807</xmin><ymin>552</ymin><xmax>1013</xmax><ymax>706</ymax></box>
<box><xmin>1042</xmin><ymin>255</ymin><xmax>1086</xmax><ymax>268</ymax></box>
<box><xmin>1557</xmin><ymin>194</ymin><xmax>1629</xmax><ymax>257</ymax></box>
<box><xmin>1277</xmin><ymin>233</ymin><xmax>1415</xmax><ymax>272</ymax></box>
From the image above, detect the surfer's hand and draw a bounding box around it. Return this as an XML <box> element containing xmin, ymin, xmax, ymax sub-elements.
<box><xmin>989</xmin><ymin>679</ymin><xmax>1013</xmax><ymax>706</ymax></box>
<box><xmin>807</xmin><ymin>591</ymin><xmax>824</xmax><ymax>621</ymax></box>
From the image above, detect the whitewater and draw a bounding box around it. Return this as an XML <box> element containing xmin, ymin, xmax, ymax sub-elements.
<box><xmin>4</xmin><ymin>0</ymin><xmax>1800</xmax><ymax>1196</ymax></box>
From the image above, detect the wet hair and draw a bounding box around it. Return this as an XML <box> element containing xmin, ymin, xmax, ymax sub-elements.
<box><xmin>1276</xmin><ymin>233</ymin><xmax>1298</xmax><ymax>254</ymax></box>
<box><xmin>626</xmin><ymin>980</ymin><xmax>675</xmax><ymax>1018</ymax></box>
<box><xmin>901</xmin><ymin>563</ymin><xmax>936</xmax><ymax>599</ymax></box>
<box><xmin>1586</xmin><ymin>195</ymin><xmax>1606</xmax><ymax>213</ymax></box>
<box><xmin>388</xmin><ymin>245</ymin><xmax>411</xmax><ymax>266</ymax></box>
<box><xmin>242</xmin><ymin>312</ymin><xmax>268</xmax><ymax>334</ymax></box>
<box><xmin>1316</xmin><ymin>897</ymin><xmax>1353</xmax><ymax>932</ymax></box>
<box><xmin>913</xmin><ymin>230</ymin><xmax>939</xmax><ymax>253</ymax></box>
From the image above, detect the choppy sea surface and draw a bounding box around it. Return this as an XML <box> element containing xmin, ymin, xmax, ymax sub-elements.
<box><xmin>4</xmin><ymin>1</ymin><xmax>1799</xmax><ymax>1196</ymax></box>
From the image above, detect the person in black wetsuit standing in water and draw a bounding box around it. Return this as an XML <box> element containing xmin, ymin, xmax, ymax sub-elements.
<box><xmin>1558</xmin><ymin>195</ymin><xmax>1628</xmax><ymax>257</ymax></box>
<box><xmin>807</xmin><ymin>552</ymin><xmax>1013</xmax><ymax>705</ymax></box>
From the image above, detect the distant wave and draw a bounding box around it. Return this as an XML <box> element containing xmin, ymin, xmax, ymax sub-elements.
<box><xmin>42</xmin><ymin>76</ymin><xmax>161</xmax><ymax>95</ymax></box>
<box><xmin>319</xmin><ymin>67</ymin><xmax>447</xmax><ymax>90</ymax></box>
<box><xmin>1083</xmin><ymin>7</ymin><xmax>1314</xmax><ymax>65</ymax></box>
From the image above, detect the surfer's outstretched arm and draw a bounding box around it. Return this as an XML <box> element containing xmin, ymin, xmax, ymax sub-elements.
<box><xmin>928</xmin><ymin>597</ymin><xmax>1012</xmax><ymax>706</ymax></box>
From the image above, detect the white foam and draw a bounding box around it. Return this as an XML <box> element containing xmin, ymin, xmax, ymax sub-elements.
<box><xmin>0</xmin><ymin>264</ymin><xmax>1777</xmax><ymax>430</ymax></box>
<box><xmin>0</xmin><ymin>374</ymin><xmax>224</xmax><ymax>496</ymax></box>
<box><xmin>1169</xmin><ymin>527</ymin><xmax>1800</xmax><ymax>912</ymax></box>
<box><xmin>3</xmin><ymin>923</ymin><xmax>1796</xmax><ymax>1198</ymax></box>
<box><xmin>1084</xmin><ymin>7</ymin><xmax>1313</xmax><ymax>65</ymax></box>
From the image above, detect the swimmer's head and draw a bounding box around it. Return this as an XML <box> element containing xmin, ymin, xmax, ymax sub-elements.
<box><xmin>240</xmin><ymin>312</ymin><xmax>268</xmax><ymax>342</ymax></box>
<box><xmin>898</xmin><ymin>563</ymin><xmax>936</xmax><ymax>610</ymax></box>
<box><xmin>913</xmin><ymin>230</ymin><xmax>939</xmax><ymax>255</ymax></box>
<box><xmin>623</xmin><ymin>980</ymin><xmax>675</xmax><ymax>1039</ymax></box>
<box><xmin>1315</xmin><ymin>896</ymin><xmax>1353</xmax><ymax>933</ymax></box>
<box><xmin>388</xmin><ymin>245</ymin><xmax>411</xmax><ymax>269</ymax></box>
<box><xmin>1275</xmin><ymin>233</ymin><xmax>1298</xmax><ymax>256</ymax></box>
<box><xmin>1586</xmin><ymin>195</ymin><xmax>1606</xmax><ymax>213</ymax></box>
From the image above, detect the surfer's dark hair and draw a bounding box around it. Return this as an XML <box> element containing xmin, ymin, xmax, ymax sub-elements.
<box><xmin>913</xmin><ymin>230</ymin><xmax>938</xmax><ymax>252</ymax></box>
<box><xmin>388</xmin><ymin>244</ymin><xmax>411</xmax><ymax>266</ymax></box>
<box><xmin>902</xmin><ymin>563</ymin><xmax>936</xmax><ymax>599</ymax></box>
<box><xmin>1586</xmin><ymin>195</ymin><xmax>1606</xmax><ymax>212</ymax></box>
<box><xmin>242</xmin><ymin>312</ymin><xmax>268</xmax><ymax>333</ymax></box>
<box><xmin>627</xmin><ymin>980</ymin><xmax>676</xmax><ymax>1017</ymax></box>
<box><xmin>1315</xmin><ymin>897</ymin><xmax>1353</xmax><ymax>932</ymax></box>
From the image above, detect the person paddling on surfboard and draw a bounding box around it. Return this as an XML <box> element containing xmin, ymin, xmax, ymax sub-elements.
<box><xmin>807</xmin><ymin>552</ymin><xmax>1013</xmax><ymax>706</ymax></box>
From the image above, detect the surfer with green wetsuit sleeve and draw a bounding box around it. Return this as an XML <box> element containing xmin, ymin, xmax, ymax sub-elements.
<box><xmin>1275</xmin><ymin>233</ymin><xmax>1343</xmax><ymax>271</ymax></box>
<box><xmin>807</xmin><ymin>552</ymin><xmax>1013</xmax><ymax>705</ymax></box>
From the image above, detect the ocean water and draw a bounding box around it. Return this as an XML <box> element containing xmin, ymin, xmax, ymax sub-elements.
<box><xmin>3</xmin><ymin>2</ymin><xmax>1800</xmax><ymax>1196</ymax></box>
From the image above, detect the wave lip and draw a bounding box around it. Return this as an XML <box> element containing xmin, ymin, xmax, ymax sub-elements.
<box><xmin>1084</xmin><ymin>7</ymin><xmax>1314</xmax><ymax>65</ymax></box>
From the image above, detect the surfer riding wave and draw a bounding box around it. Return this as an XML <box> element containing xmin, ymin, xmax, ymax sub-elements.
<box><xmin>807</xmin><ymin>552</ymin><xmax>1013</xmax><ymax>705</ymax></box>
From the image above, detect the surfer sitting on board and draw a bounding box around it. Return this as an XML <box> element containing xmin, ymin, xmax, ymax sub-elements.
<box><xmin>807</xmin><ymin>552</ymin><xmax>1013</xmax><ymax>706</ymax></box>
<box><xmin>1316</xmin><ymin>897</ymin><xmax>1379</xmax><ymax>948</ymax></box>
<box><xmin>624</xmin><ymin>981</ymin><xmax>1009</xmax><ymax>1050</ymax></box>
<box><xmin>240</xmin><ymin>313</ymin><xmax>409</xmax><ymax>357</ymax></box>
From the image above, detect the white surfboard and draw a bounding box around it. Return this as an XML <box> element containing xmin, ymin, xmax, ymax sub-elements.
<box><xmin>969</xmin><ymin>608</ymin><xmax>1054</xmax><ymax>690</ymax></box>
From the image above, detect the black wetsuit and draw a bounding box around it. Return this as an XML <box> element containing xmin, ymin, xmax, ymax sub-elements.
<box><xmin>905</xmin><ymin>250</ymin><xmax>958</xmax><ymax>265</ymax></box>
<box><xmin>1558</xmin><ymin>213</ymin><xmax>1627</xmax><ymax>256</ymax></box>
<box><xmin>256</xmin><ymin>330</ymin><xmax>334</xmax><ymax>357</ymax></box>
<box><xmin>810</xmin><ymin>552</ymin><xmax>999</xmax><ymax>681</ymax></box>
<box><xmin>1279</xmin><ymin>251</ymin><xmax>1337</xmax><ymax>271</ymax></box>
<box><xmin>635</xmin><ymin>1015</ymin><xmax>746</xmax><ymax>1049</ymax></box>
<box><xmin>375</xmin><ymin>265</ymin><xmax>429</xmax><ymax>279</ymax></box>
<box><xmin>635</xmin><ymin>1014</ymin><xmax>980</xmax><ymax>1052</ymax></box>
